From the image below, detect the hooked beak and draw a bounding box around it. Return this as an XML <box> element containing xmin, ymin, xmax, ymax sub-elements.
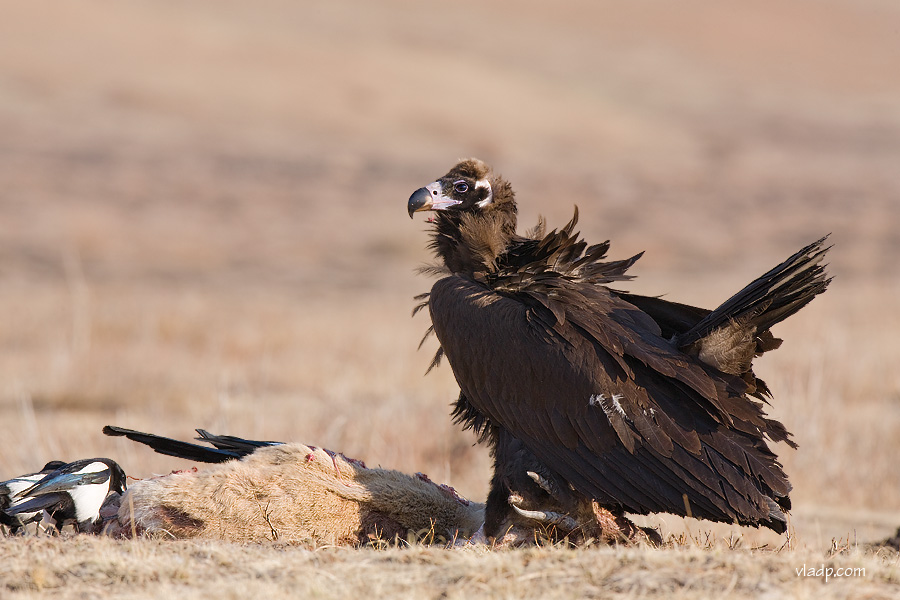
<box><xmin>408</xmin><ymin>181</ymin><xmax>462</xmax><ymax>218</ymax></box>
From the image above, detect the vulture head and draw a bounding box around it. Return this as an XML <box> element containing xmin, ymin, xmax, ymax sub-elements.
<box><xmin>408</xmin><ymin>159</ymin><xmax>518</xmax><ymax>274</ymax></box>
<box><xmin>408</xmin><ymin>158</ymin><xmax>498</xmax><ymax>216</ymax></box>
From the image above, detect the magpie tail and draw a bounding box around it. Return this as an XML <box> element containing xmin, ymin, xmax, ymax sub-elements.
<box><xmin>102</xmin><ymin>425</ymin><xmax>280</xmax><ymax>463</ymax></box>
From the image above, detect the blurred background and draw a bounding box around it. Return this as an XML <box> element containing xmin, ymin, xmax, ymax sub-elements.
<box><xmin>0</xmin><ymin>0</ymin><xmax>897</xmax><ymax>547</ymax></box>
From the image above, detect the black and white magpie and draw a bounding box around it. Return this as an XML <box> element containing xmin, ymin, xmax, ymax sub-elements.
<box><xmin>2</xmin><ymin>458</ymin><xmax>126</xmax><ymax>533</ymax></box>
<box><xmin>1</xmin><ymin>461</ymin><xmax>67</xmax><ymax>533</ymax></box>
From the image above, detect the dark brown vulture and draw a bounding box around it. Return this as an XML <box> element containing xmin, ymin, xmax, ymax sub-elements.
<box><xmin>408</xmin><ymin>159</ymin><xmax>830</xmax><ymax>539</ymax></box>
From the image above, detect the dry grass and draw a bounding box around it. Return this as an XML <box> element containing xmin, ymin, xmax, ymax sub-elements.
<box><xmin>2</xmin><ymin>0</ymin><xmax>900</xmax><ymax>597</ymax></box>
<box><xmin>0</xmin><ymin>536</ymin><xmax>897</xmax><ymax>600</ymax></box>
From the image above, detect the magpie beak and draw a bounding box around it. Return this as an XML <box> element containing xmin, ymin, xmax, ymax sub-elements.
<box><xmin>3</xmin><ymin>458</ymin><xmax>126</xmax><ymax>533</ymax></box>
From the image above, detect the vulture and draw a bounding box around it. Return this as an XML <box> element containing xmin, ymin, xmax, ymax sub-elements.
<box><xmin>408</xmin><ymin>159</ymin><xmax>830</xmax><ymax>539</ymax></box>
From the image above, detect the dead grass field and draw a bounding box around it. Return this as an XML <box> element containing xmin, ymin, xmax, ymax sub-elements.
<box><xmin>0</xmin><ymin>536</ymin><xmax>897</xmax><ymax>600</ymax></box>
<box><xmin>1</xmin><ymin>0</ymin><xmax>899</xmax><ymax>597</ymax></box>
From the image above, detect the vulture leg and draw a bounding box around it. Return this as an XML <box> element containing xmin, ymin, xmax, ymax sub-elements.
<box><xmin>484</xmin><ymin>428</ymin><xmax>578</xmax><ymax>539</ymax></box>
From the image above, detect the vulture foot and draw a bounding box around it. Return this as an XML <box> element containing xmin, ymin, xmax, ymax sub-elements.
<box><xmin>510</xmin><ymin>502</ymin><xmax>578</xmax><ymax>532</ymax></box>
<box><xmin>497</xmin><ymin>495</ymin><xmax>662</xmax><ymax>546</ymax></box>
<box><xmin>525</xmin><ymin>470</ymin><xmax>555</xmax><ymax>496</ymax></box>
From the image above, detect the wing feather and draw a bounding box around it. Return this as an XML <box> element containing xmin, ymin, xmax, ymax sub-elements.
<box><xmin>429</xmin><ymin>274</ymin><xmax>792</xmax><ymax>527</ymax></box>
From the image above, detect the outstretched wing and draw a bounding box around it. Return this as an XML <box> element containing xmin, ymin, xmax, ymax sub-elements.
<box><xmin>429</xmin><ymin>274</ymin><xmax>793</xmax><ymax>530</ymax></box>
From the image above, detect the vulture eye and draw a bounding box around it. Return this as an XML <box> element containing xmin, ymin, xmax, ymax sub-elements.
<box><xmin>453</xmin><ymin>181</ymin><xmax>469</xmax><ymax>194</ymax></box>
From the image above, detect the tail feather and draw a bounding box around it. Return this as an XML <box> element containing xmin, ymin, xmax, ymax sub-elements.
<box><xmin>102</xmin><ymin>425</ymin><xmax>269</xmax><ymax>463</ymax></box>
<box><xmin>677</xmin><ymin>236</ymin><xmax>831</xmax><ymax>348</ymax></box>
<box><xmin>194</xmin><ymin>430</ymin><xmax>281</xmax><ymax>453</ymax></box>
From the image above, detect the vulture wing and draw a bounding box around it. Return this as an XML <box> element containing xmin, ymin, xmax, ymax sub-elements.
<box><xmin>428</xmin><ymin>273</ymin><xmax>794</xmax><ymax>530</ymax></box>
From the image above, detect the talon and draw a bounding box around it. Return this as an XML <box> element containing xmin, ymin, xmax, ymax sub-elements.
<box><xmin>511</xmin><ymin>503</ymin><xmax>578</xmax><ymax>531</ymax></box>
<box><xmin>526</xmin><ymin>471</ymin><xmax>554</xmax><ymax>495</ymax></box>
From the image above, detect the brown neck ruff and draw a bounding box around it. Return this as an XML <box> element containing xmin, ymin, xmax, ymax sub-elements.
<box><xmin>429</xmin><ymin>177</ymin><xmax>518</xmax><ymax>275</ymax></box>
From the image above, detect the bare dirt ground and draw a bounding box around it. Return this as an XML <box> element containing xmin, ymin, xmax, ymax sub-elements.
<box><xmin>1</xmin><ymin>0</ymin><xmax>898</xmax><ymax>597</ymax></box>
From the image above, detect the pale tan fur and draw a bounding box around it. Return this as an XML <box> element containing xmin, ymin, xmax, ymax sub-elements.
<box><xmin>101</xmin><ymin>444</ymin><xmax>483</xmax><ymax>545</ymax></box>
<box><xmin>97</xmin><ymin>444</ymin><xmax>655</xmax><ymax>547</ymax></box>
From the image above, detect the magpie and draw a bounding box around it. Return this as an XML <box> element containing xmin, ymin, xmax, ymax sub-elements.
<box><xmin>3</xmin><ymin>458</ymin><xmax>126</xmax><ymax>533</ymax></box>
<box><xmin>1</xmin><ymin>461</ymin><xmax>66</xmax><ymax>533</ymax></box>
